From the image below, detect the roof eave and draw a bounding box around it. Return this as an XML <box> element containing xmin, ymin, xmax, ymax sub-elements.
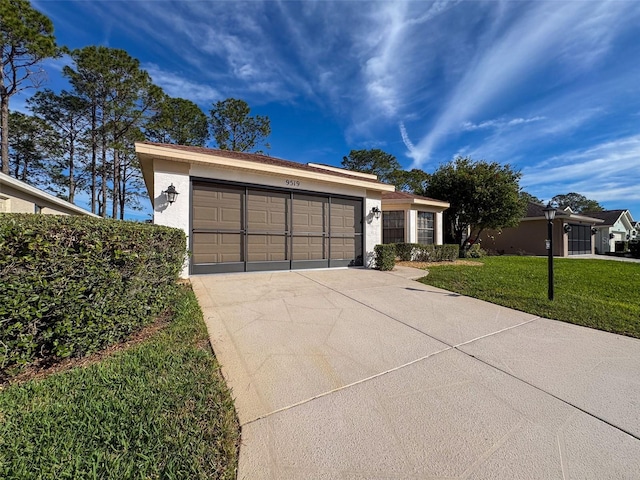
<box><xmin>135</xmin><ymin>143</ymin><xmax>395</xmax><ymax>192</ymax></box>
<box><xmin>0</xmin><ymin>172</ymin><xmax>98</xmax><ymax>217</ymax></box>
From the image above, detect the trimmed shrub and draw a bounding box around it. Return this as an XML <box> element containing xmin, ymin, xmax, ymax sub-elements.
<box><xmin>0</xmin><ymin>214</ymin><xmax>186</xmax><ymax>377</ymax></box>
<box><xmin>394</xmin><ymin>243</ymin><xmax>418</xmax><ymax>261</ymax></box>
<box><xmin>392</xmin><ymin>243</ymin><xmax>459</xmax><ymax>262</ymax></box>
<box><xmin>630</xmin><ymin>241</ymin><xmax>640</xmax><ymax>258</ymax></box>
<box><xmin>462</xmin><ymin>244</ymin><xmax>487</xmax><ymax>259</ymax></box>
<box><xmin>374</xmin><ymin>244</ymin><xmax>396</xmax><ymax>271</ymax></box>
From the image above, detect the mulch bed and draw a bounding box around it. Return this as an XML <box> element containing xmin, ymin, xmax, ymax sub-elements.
<box><xmin>396</xmin><ymin>260</ymin><xmax>484</xmax><ymax>269</ymax></box>
<box><xmin>1</xmin><ymin>313</ymin><xmax>171</xmax><ymax>389</ymax></box>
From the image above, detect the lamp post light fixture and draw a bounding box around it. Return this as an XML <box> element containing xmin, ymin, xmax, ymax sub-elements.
<box><xmin>543</xmin><ymin>202</ymin><xmax>557</xmax><ymax>301</ymax></box>
<box><xmin>164</xmin><ymin>184</ymin><xmax>179</xmax><ymax>204</ymax></box>
<box><xmin>371</xmin><ymin>206</ymin><xmax>381</xmax><ymax>220</ymax></box>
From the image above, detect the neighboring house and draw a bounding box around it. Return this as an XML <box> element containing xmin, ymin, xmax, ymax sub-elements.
<box><xmin>582</xmin><ymin>210</ymin><xmax>637</xmax><ymax>254</ymax></box>
<box><xmin>0</xmin><ymin>172</ymin><xmax>97</xmax><ymax>217</ymax></box>
<box><xmin>136</xmin><ymin>142</ymin><xmax>450</xmax><ymax>277</ymax></box>
<box><xmin>381</xmin><ymin>191</ymin><xmax>449</xmax><ymax>246</ymax></box>
<box><xmin>480</xmin><ymin>202</ymin><xmax>604</xmax><ymax>257</ymax></box>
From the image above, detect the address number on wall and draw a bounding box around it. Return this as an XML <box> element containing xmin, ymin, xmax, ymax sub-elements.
<box><xmin>285</xmin><ymin>179</ymin><xmax>301</xmax><ymax>187</ymax></box>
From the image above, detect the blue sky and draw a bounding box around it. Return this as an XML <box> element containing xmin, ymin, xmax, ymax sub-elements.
<box><xmin>22</xmin><ymin>0</ymin><xmax>640</xmax><ymax>220</ymax></box>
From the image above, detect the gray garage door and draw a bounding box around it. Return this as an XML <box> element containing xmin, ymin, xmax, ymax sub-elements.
<box><xmin>568</xmin><ymin>224</ymin><xmax>592</xmax><ymax>255</ymax></box>
<box><xmin>191</xmin><ymin>181</ymin><xmax>363</xmax><ymax>274</ymax></box>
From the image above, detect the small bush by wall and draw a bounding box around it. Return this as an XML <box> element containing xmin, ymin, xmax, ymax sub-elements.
<box><xmin>461</xmin><ymin>244</ymin><xmax>487</xmax><ymax>258</ymax></box>
<box><xmin>374</xmin><ymin>244</ymin><xmax>396</xmax><ymax>271</ymax></box>
<box><xmin>0</xmin><ymin>214</ymin><xmax>186</xmax><ymax>377</ymax></box>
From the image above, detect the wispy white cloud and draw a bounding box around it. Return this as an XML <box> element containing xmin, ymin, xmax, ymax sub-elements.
<box><xmin>143</xmin><ymin>64</ymin><xmax>220</xmax><ymax>105</ymax></box>
<box><xmin>406</xmin><ymin>0</ymin><xmax>633</xmax><ymax>168</ymax></box>
<box><xmin>462</xmin><ymin>116</ymin><xmax>545</xmax><ymax>131</ymax></box>
<box><xmin>521</xmin><ymin>135</ymin><xmax>640</xmax><ymax>209</ymax></box>
<box><xmin>399</xmin><ymin>122</ymin><xmax>416</xmax><ymax>155</ymax></box>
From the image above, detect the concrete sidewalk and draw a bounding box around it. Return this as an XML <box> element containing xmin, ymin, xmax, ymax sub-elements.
<box><xmin>192</xmin><ymin>267</ymin><xmax>640</xmax><ymax>479</ymax></box>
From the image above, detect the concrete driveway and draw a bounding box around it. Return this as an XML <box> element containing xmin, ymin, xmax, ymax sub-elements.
<box><xmin>191</xmin><ymin>267</ymin><xmax>640</xmax><ymax>479</ymax></box>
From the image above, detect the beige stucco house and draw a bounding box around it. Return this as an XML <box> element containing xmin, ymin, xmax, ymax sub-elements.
<box><xmin>480</xmin><ymin>202</ymin><xmax>604</xmax><ymax>256</ymax></box>
<box><xmin>0</xmin><ymin>172</ymin><xmax>96</xmax><ymax>217</ymax></box>
<box><xmin>381</xmin><ymin>191</ymin><xmax>449</xmax><ymax>246</ymax></box>
<box><xmin>135</xmin><ymin>142</ymin><xmax>449</xmax><ymax>277</ymax></box>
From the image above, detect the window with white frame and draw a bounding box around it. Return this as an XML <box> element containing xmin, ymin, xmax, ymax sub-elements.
<box><xmin>417</xmin><ymin>211</ymin><xmax>434</xmax><ymax>244</ymax></box>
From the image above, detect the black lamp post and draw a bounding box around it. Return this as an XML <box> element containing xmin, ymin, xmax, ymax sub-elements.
<box><xmin>543</xmin><ymin>202</ymin><xmax>557</xmax><ymax>301</ymax></box>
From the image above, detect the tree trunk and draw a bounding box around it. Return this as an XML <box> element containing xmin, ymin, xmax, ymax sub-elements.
<box><xmin>1</xmin><ymin>95</ymin><xmax>9</xmax><ymax>174</ymax></box>
<box><xmin>100</xmin><ymin>135</ymin><xmax>107</xmax><ymax>218</ymax></box>
<box><xmin>90</xmin><ymin>105</ymin><xmax>98</xmax><ymax>213</ymax></box>
<box><xmin>119</xmin><ymin>162</ymin><xmax>126</xmax><ymax>220</ymax></box>
<box><xmin>112</xmin><ymin>148</ymin><xmax>119</xmax><ymax>219</ymax></box>
<box><xmin>69</xmin><ymin>135</ymin><xmax>75</xmax><ymax>203</ymax></box>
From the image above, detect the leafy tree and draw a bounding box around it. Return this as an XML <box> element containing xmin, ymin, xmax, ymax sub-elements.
<box><xmin>7</xmin><ymin>110</ymin><xmax>56</xmax><ymax>182</ymax></box>
<box><xmin>519</xmin><ymin>191</ymin><xmax>543</xmax><ymax>205</ymax></box>
<box><xmin>209</xmin><ymin>98</ymin><xmax>270</xmax><ymax>152</ymax></box>
<box><xmin>146</xmin><ymin>95</ymin><xmax>208</xmax><ymax>146</ymax></box>
<box><xmin>28</xmin><ymin>89</ymin><xmax>89</xmax><ymax>203</ymax></box>
<box><xmin>422</xmin><ymin>156</ymin><xmax>526</xmax><ymax>251</ymax></box>
<box><xmin>391</xmin><ymin>168</ymin><xmax>430</xmax><ymax>193</ymax></box>
<box><xmin>0</xmin><ymin>0</ymin><xmax>59</xmax><ymax>173</ymax></box>
<box><xmin>551</xmin><ymin>192</ymin><xmax>603</xmax><ymax>213</ymax></box>
<box><xmin>341</xmin><ymin>149</ymin><xmax>402</xmax><ymax>185</ymax></box>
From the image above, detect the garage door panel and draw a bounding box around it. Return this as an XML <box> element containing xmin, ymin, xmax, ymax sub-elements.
<box><xmin>330</xmin><ymin>236</ymin><xmax>355</xmax><ymax>260</ymax></box>
<box><xmin>293</xmin><ymin>195</ymin><xmax>327</xmax><ymax>233</ymax></box>
<box><xmin>331</xmin><ymin>198</ymin><xmax>362</xmax><ymax>234</ymax></box>
<box><xmin>247</xmin><ymin>190</ymin><xmax>288</xmax><ymax>232</ymax></box>
<box><xmin>192</xmin><ymin>233</ymin><xmax>242</xmax><ymax>264</ymax></box>
<box><xmin>292</xmin><ymin>236</ymin><xmax>326</xmax><ymax>260</ymax></box>
<box><xmin>193</xmin><ymin>185</ymin><xmax>242</xmax><ymax>230</ymax></box>
<box><xmin>247</xmin><ymin>235</ymin><xmax>287</xmax><ymax>261</ymax></box>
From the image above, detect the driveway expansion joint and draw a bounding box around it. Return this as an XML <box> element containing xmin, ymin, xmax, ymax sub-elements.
<box><xmin>241</xmin><ymin>346</ymin><xmax>453</xmax><ymax>426</ymax></box>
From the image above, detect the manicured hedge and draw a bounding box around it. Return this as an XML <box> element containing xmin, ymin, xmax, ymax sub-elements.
<box><xmin>393</xmin><ymin>243</ymin><xmax>459</xmax><ymax>262</ymax></box>
<box><xmin>374</xmin><ymin>244</ymin><xmax>396</xmax><ymax>271</ymax></box>
<box><xmin>0</xmin><ymin>214</ymin><xmax>186</xmax><ymax>377</ymax></box>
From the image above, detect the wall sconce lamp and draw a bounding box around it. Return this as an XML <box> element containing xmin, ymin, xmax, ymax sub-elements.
<box><xmin>163</xmin><ymin>184</ymin><xmax>179</xmax><ymax>204</ymax></box>
<box><xmin>563</xmin><ymin>224</ymin><xmax>572</xmax><ymax>234</ymax></box>
<box><xmin>371</xmin><ymin>206</ymin><xmax>381</xmax><ymax>219</ymax></box>
<box><xmin>591</xmin><ymin>227</ymin><xmax>597</xmax><ymax>235</ymax></box>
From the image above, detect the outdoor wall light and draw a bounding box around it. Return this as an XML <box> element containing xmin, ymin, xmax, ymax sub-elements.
<box><xmin>163</xmin><ymin>184</ymin><xmax>179</xmax><ymax>204</ymax></box>
<box><xmin>591</xmin><ymin>227</ymin><xmax>598</xmax><ymax>235</ymax></box>
<box><xmin>563</xmin><ymin>224</ymin><xmax>572</xmax><ymax>234</ymax></box>
<box><xmin>371</xmin><ymin>206</ymin><xmax>381</xmax><ymax>219</ymax></box>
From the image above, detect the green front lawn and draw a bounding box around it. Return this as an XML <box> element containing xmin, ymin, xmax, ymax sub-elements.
<box><xmin>0</xmin><ymin>287</ymin><xmax>239</xmax><ymax>479</ymax></box>
<box><xmin>418</xmin><ymin>256</ymin><xmax>640</xmax><ymax>338</ymax></box>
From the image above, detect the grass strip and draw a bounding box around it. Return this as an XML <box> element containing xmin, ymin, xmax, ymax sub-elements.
<box><xmin>0</xmin><ymin>286</ymin><xmax>239</xmax><ymax>479</ymax></box>
<box><xmin>418</xmin><ymin>256</ymin><xmax>640</xmax><ymax>338</ymax></box>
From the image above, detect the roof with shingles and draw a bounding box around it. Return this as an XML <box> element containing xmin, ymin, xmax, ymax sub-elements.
<box><xmin>582</xmin><ymin>210</ymin><xmax>631</xmax><ymax>226</ymax></box>
<box><xmin>382</xmin><ymin>191</ymin><xmax>445</xmax><ymax>203</ymax></box>
<box><xmin>524</xmin><ymin>202</ymin><xmax>604</xmax><ymax>223</ymax></box>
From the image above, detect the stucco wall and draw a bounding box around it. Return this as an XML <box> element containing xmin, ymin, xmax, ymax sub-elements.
<box><xmin>0</xmin><ymin>184</ymin><xmax>75</xmax><ymax>215</ymax></box>
<box><xmin>481</xmin><ymin>219</ymin><xmax>565</xmax><ymax>256</ymax></box>
<box><xmin>364</xmin><ymin>193</ymin><xmax>382</xmax><ymax>267</ymax></box>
